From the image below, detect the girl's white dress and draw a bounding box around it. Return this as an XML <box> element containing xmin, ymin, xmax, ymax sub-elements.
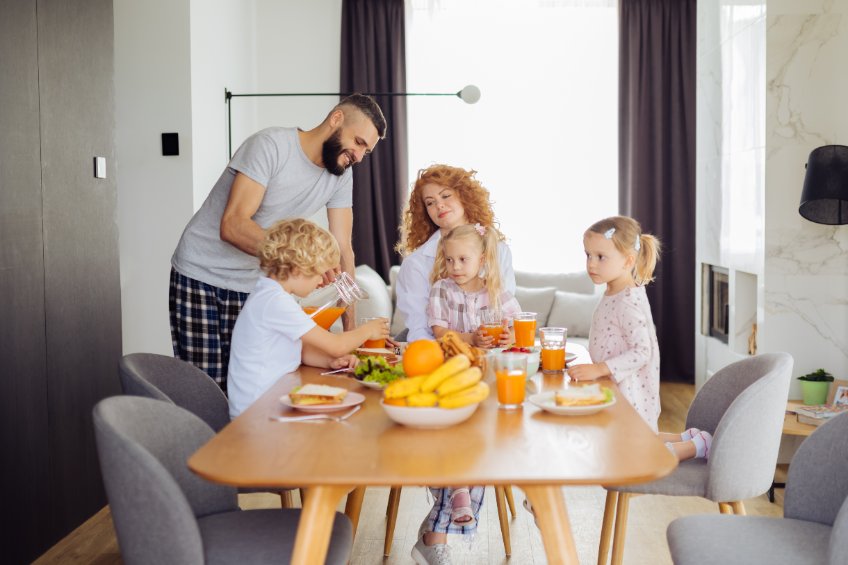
<box><xmin>588</xmin><ymin>285</ymin><xmax>660</xmax><ymax>431</ymax></box>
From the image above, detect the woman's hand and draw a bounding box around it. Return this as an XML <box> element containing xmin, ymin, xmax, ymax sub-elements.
<box><xmin>330</xmin><ymin>354</ymin><xmax>359</xmax><ymax>370</ymax></box>
<box><xmin>567</xmin><ymin>362</ymin><xmax>609</xmax><ymax>382</ymax></box>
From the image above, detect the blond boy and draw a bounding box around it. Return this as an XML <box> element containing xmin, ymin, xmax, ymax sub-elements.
<box><xmin>228</xmin><ymin>219</ymin><xmax>388</xmax><ymax>418</ymax></box>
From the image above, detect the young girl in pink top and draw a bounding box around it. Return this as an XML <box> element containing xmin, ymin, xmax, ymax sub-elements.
<box><xmin>568</xmin><ymin>216</ymin><xmax>711</xmax><ymax>461</ymax></box>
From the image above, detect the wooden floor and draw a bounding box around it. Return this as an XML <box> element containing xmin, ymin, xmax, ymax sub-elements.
<box><xmin>35</xmin><ymin>383</ymin><xmax>786</xmax><ymax>564</ymax></box>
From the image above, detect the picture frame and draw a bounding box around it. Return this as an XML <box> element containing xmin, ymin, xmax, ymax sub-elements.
<box><xmin>827</xmin><ymin>379</ymin><xmax>848</xmax><ymax>406</ymax></box>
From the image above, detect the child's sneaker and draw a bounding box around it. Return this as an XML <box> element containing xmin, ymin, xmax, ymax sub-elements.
<box><xmin>411</xmin><ymin>538</ymin><xmax>453</xmax><ymax>565</ymax></box>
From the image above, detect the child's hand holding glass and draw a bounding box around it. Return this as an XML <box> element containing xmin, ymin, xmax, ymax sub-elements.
<box><xmin>361</xmin><ymin>317</ymin><xmax>390</xmax><ymax>345</ymax></box>
<box><xmin>475</xmin><ymin>311</ymin><xmax>510</xmax><ymax>349</ymax></box>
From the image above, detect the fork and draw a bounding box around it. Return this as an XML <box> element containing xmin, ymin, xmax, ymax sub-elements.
<box><xmin>268</xmin><ymin>404</ymin><xmax>361</xmax><ymax>423</ymax></box>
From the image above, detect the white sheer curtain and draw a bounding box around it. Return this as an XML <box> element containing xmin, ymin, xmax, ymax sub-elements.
<box><xmin>406</xmin><ymin>0</ymin><xmax>618</xmax><ymax>273</ymax></box>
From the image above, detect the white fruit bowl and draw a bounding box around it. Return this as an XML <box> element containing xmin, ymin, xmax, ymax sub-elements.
<box><xmin>380</xmin><ymin>400</ymin><xmax>480</xmax><ymax>429</ymax></box>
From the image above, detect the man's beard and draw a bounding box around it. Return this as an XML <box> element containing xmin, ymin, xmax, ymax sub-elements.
<box><xmin>322</xmin><ymin>129</ymin><xmax>347</xmax><ymax>176</ymax></box>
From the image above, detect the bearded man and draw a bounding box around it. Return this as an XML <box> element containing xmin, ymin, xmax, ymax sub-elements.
<box><xmin>169</xmin><ymin>94</ymin><xmax>386</xmax><ymax>391</ymax></box>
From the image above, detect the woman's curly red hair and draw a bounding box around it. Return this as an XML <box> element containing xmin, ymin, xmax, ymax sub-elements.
<box><xmin>396</xmin><ymin>164</ymin><xmax>504</xmax><ymax>256</ymax></box>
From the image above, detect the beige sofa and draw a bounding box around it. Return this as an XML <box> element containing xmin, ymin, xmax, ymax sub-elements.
<box><xmin>353</xmin><ymin>265</ymin><xmax>601</xmax><ymax>348</ymax></box>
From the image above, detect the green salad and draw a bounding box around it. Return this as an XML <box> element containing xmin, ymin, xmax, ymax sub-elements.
<box><xmin>354</xmin><ymin>355</ymin><xmax>405</xmax><ymax>385</ymax></box>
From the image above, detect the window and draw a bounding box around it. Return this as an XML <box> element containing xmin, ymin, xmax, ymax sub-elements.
<box><xmin>407</xmin><ymin>0</ymin><xmax>618</xmax><ymax>273</ymax></box>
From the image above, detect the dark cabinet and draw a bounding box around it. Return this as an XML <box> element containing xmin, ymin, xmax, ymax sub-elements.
<box><xmin>0</xmin><ymin>0</ymin><xmax>122</xmax><ymax>562</ymax></box>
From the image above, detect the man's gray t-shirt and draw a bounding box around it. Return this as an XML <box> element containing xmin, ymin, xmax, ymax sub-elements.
<box><xmin>171</xmin><ymin>127</ymin><xmax>352</xmax><ymax>292</ymax></box>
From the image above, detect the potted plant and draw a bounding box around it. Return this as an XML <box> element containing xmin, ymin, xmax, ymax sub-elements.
<box><xmin>798</xmin><ymin>369</ymin><xmax>834</xmax><ymax>405</ymax></box>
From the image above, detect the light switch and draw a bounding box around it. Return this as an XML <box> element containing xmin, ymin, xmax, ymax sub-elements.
<box><xmin>94</xmin><ymin>156</ymin><xmax>107</xmax><ymax>179</ymax></box>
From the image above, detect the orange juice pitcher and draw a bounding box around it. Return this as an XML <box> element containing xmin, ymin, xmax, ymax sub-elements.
<box><xmin>300</xmin><ymin>272</ymin><xmax>368</xmax><ymax>331</ymax></box>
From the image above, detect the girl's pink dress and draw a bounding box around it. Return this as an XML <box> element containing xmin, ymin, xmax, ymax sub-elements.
<box><xmin>588</xmin><ymin>286</ymin><xmax>660</xmax><ymax>431</ymax></box>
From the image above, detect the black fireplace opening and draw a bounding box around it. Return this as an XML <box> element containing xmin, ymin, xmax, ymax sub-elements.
<box><xmin>708</xmin><ymin>266</ymin><xmax>729</xmax><ymax>343</ymax></box>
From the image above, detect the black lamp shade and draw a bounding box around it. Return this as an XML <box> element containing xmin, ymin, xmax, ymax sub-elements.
<box><xmin>799</xmin><ymin>144</ymin><xmax>848</xmax><ymax>225</ymax></box>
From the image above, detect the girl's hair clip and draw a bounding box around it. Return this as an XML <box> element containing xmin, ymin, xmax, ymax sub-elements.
<box><xmin>604</xmin><ymin>227</ymin><xmax>616</xmax><ymax>239</ymax></box>
<box><xmin>474</xmin><ymin>223</ymin><xmax>486</xmax><ymax>236</ymax></box>
<box><xmin>634</xmin><ymin>235</ymin><xmax>641</xmax><ymax>251</ymax></box>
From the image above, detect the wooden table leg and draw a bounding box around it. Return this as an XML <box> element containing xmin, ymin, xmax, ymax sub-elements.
<box><xmin>495</xmin><ymin>486</ymin><xmax>512</xmax><ymax>556</ymax></box>
<box><xmin>291</xmin><ymin>485</ymin><xmax>352</xmax><ymax>565</ymax></box>
<box><xmin>505</xmin><ymin>485</ymin><xmax>517</xmax><ymax>518</ymax></box>
<box><xmin>344</xmin><ymin>486</ymin><xmax>366</xmax><ymax>534</ymax></box>
<box><xmin>523</xmin><ymin>485</ymin><xmax>579</xmax><ymax>565</ymax></box>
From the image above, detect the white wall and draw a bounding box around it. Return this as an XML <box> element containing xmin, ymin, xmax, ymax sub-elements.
<box><xmin>115</xmin><ymin>1</ymin><xmax>341</xmax><ymax>355</ymax></box>
<box><xmin>115</xmin><ymin>0</ymin><xmax>195</xmax><ymax>355</ymax></box>
<box><xmin>696</xmin><ymin>0</ymin><xmax>848</xmax><ymax>396</ymax></box>
<box><xmin>761</xmin><ymin>0</ymin><xmax>848</xmax><ymax>396</ymax></box>
<box><xmin>190</xmin><ymin>0</ymin><xmax>259</xmax><ymax>209</ymax></box>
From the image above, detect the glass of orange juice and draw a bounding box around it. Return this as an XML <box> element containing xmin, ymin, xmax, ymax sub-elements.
<box><xmin>360</xmin><ymin>317</ymin><xmax>387</xmax><ymax>349</ymax></box>
<box><xmin>513</xmin><ymin>312</ymin><xmax>537</xmax><ymax>348</ymax></box>
<box><xmin>478</xmin><ymin>309</ymin><xmax>505</xmax><ymax>346</ymax></box>
<box><xmin>494</xmin><ymin>352</ymin><xmax>527</xmax><ymax>409</ymax></box>
<box><xmin>539</xmin><ymin>327</ymin><xmax>567</xmax><ymax>373</ymax></box>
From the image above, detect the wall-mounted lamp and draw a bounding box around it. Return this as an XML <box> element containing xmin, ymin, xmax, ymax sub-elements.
<box><xmin>224</xmin><ymin>85</ymin><xmax>480</xmax><ymax>157</ymax></box>
<box><xmin>799</xmin><ymin>144</ymin><xmax>848</xmax><ymax>225</ymax></box>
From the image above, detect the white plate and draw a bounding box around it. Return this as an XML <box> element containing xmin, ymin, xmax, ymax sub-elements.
<box><xmin>359</xmin><ymin>379</ymin><xmax>388</xmax><ymax>390</ymax></box>
<box><xmin>280</xmin><ymin>391</ymin><xmax>365</xmax><ymax>413</ymax></box>
<box><xmin>529</xmin><ymin>391</ymin><xmax>616</xmax><ymax>416</ymax></box>
<box><xmin>565</xmin><ymin>351</ymin><xmax>578</xmax><ymax>364</ymax></box>
<box><xmin>380</xmin><ymin>400</ymin><xmax>480</xmax><ymax>429</ymax></box>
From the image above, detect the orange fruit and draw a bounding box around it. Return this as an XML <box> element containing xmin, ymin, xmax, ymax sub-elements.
<box><xmin>402</xmin><ymin>339</ymin><xmax>445</xmax><ymax>377</ymax></box>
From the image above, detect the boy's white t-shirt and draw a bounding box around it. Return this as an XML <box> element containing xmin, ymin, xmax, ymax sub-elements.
<box><xmin>228</xmin><ymin>276</ymin><xmax>316</xmax><ymax>419</ymax></box>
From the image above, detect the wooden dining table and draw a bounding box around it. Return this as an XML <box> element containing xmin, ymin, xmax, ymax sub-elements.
<box><xmin>188</xmin><ymin>345</ymin><xmax>677</xmax><ymax>564</ymax></box>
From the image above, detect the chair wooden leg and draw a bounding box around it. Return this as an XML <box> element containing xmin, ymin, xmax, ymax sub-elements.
<box><xmin>495</xmin><ymin>486</ymin><xmax>512</xmax><ymax>557</ymax></box>
<box><xmin>597</xmin><ymin>490</ymin><xmax>617</xmax><ymax>565</ymax></box>
<box><xmin>383</xmin><ymin>486</ymin><xmax>401</xmax><ymax>556</ymax></box>
<box><xmin>610</xmin><ymin>492</ymin><xmax>630</xmax><ymax>565</ymax></box>
<box><xmin>299</xmin><ymin>488</ymin><xmax>307</xmax><ymax>506</ymax></box>
<box><xmin>729</xmin><ymin>500</ymin><xmax>746</xmax><ymax>515</ymax></box>
<box><xmin>344</xmin><ymin>486</ymin><xmax>366</xmax><ymax>535</ymax></box>
<box><xmin>718</xmin><ymin>502</ymin><xmax>733</xmax><ymax>514</ymax></box>
<box><xmin>505</xmin><ymin>485</ymin><xmax>517</xmax><ymax>518</ymax></box>
<box><xmin>279</xmin><ymin>490</ymin><xmax>294</xmax><ymax>508</ymax></box>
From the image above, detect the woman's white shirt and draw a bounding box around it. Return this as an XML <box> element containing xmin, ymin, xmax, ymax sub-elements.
<box><xmin>396</xmin><ymin>230</ymin><xmax>515</xmax><ymax>341</ymax></box>
<box><xmin>228</xmin><ymin>276</ymin><xmax>315</xmax><ymax>419</ymax></box>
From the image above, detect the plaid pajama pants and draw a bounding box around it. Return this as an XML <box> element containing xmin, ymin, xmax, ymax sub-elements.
<box><xmin>169</xmin><ymin>267</ymin><xmax>249</xmax><ymax>393</ymax></box>
<box><xmin>423</xmin><ymin>486</ymin><xmax>486</xmax><ymax>535</ymax></box>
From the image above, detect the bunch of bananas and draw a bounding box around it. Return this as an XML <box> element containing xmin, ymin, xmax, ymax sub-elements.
<box><xmin>383</xmin><ymin>353</ymin><xmax>489</xmax><ymax>409</ymax></box>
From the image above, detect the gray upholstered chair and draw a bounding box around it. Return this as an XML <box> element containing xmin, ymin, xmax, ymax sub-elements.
<box><xmin>119</xmin><ymin>352</ymin><xmax>230</xmax><ymax>432</ymax></box>
<box><xmin>94</xmin><ymin>395</ymin><xmax>353</xmax><ymax>565</ymax></box>
<box><xmin>119</xmin><ymin>352</ymin><xmax>295</xmax><ymax>503</ymax></box>
<box><xmin>666</xmin><ymin>411</ymin><xmax>848</xmax><ymax>565</ymax></box>
<box><xmin>597</xmin><ymin>352</ymin><xmax>794</xmax><ymax>565</ymax></box>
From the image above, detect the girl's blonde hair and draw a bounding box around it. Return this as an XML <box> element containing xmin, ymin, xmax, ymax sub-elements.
<box><xmin>396</xmin><ymin>164</ymin><xmax>505</xmax><ymax>256</ymax></box>
<box><xmin>586</xmin><ymin>216</ymin><xmax>661</xmax><ymax>285</ymax></box>
<box><xmin>259</xmin><ymin>219</ymin><xmax>340</xmax><ymax>280</ymax></box>
<box><xmin>430</xmin><ymin>224</ymin><xmax>504</xmax><ymax>310</ymax></box>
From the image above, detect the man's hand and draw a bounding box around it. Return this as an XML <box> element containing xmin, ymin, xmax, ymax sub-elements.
<box><xmin>320</xmin><ymin>266</ymin><xmax>342</xmax><ymax>287</ymax></box>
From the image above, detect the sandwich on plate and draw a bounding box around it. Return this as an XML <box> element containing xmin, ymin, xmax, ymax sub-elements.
<box><xmin>288</xmin><ymin>384</ymin><xmax>348</xmax><ymax>406</ymax></box>
<box><xmin>555</xmin><ymin>383</ymin><xmax>613</xmax><ymax>407</ymax></box>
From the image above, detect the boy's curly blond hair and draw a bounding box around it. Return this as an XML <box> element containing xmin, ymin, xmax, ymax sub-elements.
<box><xmin>258</xmin><ymin>219</ymin><xmax>339</xmax><ymax>280</ymax></box>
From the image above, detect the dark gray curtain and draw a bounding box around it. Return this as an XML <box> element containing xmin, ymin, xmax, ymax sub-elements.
<box><xmin>619</xmin><ymin>0</ymin><xmax>696</xmax><ymax>383</ymax></box>
<box><xmin>341</xmin><ymin>0</ymin><xmax>408</xmax><ymax>281</ymax></box>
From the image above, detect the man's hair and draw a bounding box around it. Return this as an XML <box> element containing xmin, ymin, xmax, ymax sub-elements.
<box><xmin>339</xmin><ymin>93</ymin><xmax>387</xmax><ymax>138</ymax></box>
<box><xmin>258</xmin><ymin>219</ymin><xmax>340</xmax><ymax>280</ymax></box>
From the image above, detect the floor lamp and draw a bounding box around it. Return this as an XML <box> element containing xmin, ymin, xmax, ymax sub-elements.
<box><xmin>224</xmin><ymin>85</ymin><xmax>481</xmax><ymax>158</ymax></box>
<box><xmin>799</xmin><ymin>144</ymin><xmax>848</xmax><ymax>225</ymax></box>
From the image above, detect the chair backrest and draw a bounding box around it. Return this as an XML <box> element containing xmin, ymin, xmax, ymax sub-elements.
<box><xmin>94</xmin><ymin>396</ymin><xmax>238</xmax><ymax>565</ymax></box>
<box><xmin>829</xmin><ymin>494</ymin><xmax>848</xmax><ymax>564</ymax></box>
<box><xmin>119</xmin><ymin>353</ymin><xmax>230</xmax><ymax>432</ymax></box>
<box><xmin>784</xmin><ymin>411</ymin><xmax>848</xmax><ymax>526</ymax></box>
<box><xmin>700</xmin><ymin>353</ymin><xmax>793</xmax><ymax>501</ymax></box>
